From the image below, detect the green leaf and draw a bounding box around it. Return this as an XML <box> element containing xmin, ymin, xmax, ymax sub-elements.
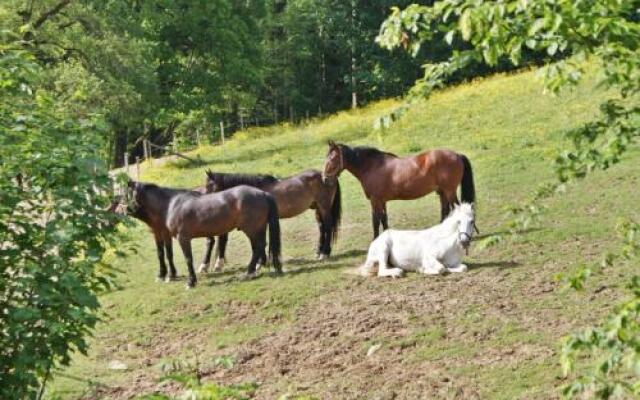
<box><xmin>459</xmin><ymin>9</ymin><xmax>472</xmax><ymax>40</ymax></box>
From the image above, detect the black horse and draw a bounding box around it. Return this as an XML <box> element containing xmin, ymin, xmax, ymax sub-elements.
<box><xmin>126</xmin><ymin>181</ymin><xmax>281</xmax><ymax>288</ymax></box>
<box><xmin>199</xmin><ymin>169</ymin><xmax>341</xmax><ymax>273</ymax></box>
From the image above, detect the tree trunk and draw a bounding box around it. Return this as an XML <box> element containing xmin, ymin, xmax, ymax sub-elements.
<box><xmin>112</xmin><ymin>130</ymin><xmax>128</xmax><ymax>168</ymax></box>
<box><xmin>350</xmin><ymin>0</ymin><xmax>357</xmax><ymax>109</ymax></box>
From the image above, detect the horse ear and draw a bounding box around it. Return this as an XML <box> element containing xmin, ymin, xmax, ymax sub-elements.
<box><xmin>328</xmin><ymin>140</ymin><xmax>336</xmax><ymax>148</ymax></box>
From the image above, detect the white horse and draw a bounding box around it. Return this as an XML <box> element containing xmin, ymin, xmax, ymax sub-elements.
<box><xmin>358</xmin><ymin>203</ymin><xmax>475</xmax><ymax>278</ymax></box>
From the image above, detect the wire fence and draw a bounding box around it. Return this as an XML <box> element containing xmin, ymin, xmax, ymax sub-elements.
<box><xmin>120</xmin><ymin>109</ymin><xmax>323</xmax><ymax>180</ymax></box>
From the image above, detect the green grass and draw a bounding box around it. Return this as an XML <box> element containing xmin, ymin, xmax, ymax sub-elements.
<box><xmin>49</xmin><ymin>65</ymin><xmax>640</xmax><ymax>399</ymax></box>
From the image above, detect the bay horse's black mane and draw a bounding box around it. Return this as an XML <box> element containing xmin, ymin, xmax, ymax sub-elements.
<box><xmin>339</xmin><ymin>144</ymin><xmax>397</xmax><ymax>168</ymax></box>
<box><xmin>206</xmin><ymin>170</ymin><xmax>278</xmax><ymax>190</ymax></box>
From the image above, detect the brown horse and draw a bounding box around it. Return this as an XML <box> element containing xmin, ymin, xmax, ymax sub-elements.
<box><xmin>127</xmin><ymin>181</ymin><xmax>282</xmax><ymax>288</ymax></box>
<box><xmin>322</xmin><ymin>141</ymin><xmax>475</xmax><ymax>238</ymax></box>
<box><xmin>199</xmin><ymin>169</ymin><xmax>341</xmax><ymax>272</ymax></box>
<box><xmin>109</xmin><ymin>184</ymin><xmax>213</xmax><ymax>283</ymax></box>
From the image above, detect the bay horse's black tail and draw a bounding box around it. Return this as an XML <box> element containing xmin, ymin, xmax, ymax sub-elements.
<box><xmin>459</xmin><ymin>154</ymin><xmax>476</xmax><ymax>204</ymax></box>
<box><xmin>266</xmin><ymin>195</ymin><xmax>282</xmax><ymax>270</ymax></box>
<box><xmin>329</xmin><ymin>179</ymin><xmax>342</xmax><ymax>244</ymax></box>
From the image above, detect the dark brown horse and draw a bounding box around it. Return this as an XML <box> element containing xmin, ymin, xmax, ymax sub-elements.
<box><xmin>323</xmin><ymin>141</ymin><xmax>475</xmax><ymax>238</ymax></box>
<box><xmin>109</xmin><ymin>184</ymin><xmax>213</xmax><ymax>283</ymax></box>
<box><xmin>199</xmin><ymin>169</ymin><xmax>341</xmax><ymax>273</ymax></box>
<box><xmin>127</xmin><ymin>181</ymin><xmax>281</xmax><ymax>288</ymax></box>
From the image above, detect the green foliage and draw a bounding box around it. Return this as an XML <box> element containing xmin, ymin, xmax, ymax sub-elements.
<box><xmin>378</xmin><ymin>1</ymin><xmax>640</xmax><ymax>397</ymax></box>
<box><xmin>213</xmin><ymin>355</ymin><xmax>236</xmax><ymax>370</ymax></box>
<box><xmin>378</xmin><ymin>0</ymin><xmax>640</xmax><ymax>182</ymax></box>
<box><xmin>0</xmin><ymin>47</ymin><xmax>122</xmax><ymax>398</ymax></box>
<box><xmin>561</xmin><ymin>221</ymin><xmax>640</xmax><ymax>399</ymax></box>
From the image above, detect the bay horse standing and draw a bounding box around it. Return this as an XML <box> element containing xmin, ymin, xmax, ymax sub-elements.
<box><xmin>127</xmin><ymin>181</ymin><xmax>281</xmax><ymax>288</ymax></box>
<box><xmin>322</xmin><ymin>141</ymin><xmax>475</xmax><ymax>238</ymax></box>
<box><xmin>199</xmin><ymin>169</ymin><xmax>341</xmax><ymax>273</ymax></box>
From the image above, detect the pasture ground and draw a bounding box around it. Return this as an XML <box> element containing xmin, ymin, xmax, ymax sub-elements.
<box><xmin>51</xmin><ymin>65</ymin><xmax>640</xmax><ymax>399</ymax></box>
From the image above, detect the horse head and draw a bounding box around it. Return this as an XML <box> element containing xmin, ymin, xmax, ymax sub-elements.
<box><xmin>120</xmin><ymin>180</ymin><xmax>153</xmax><ymax>221</ymax></box>
<box><xmin>323</xmin><ymin>140</ymin><xmax>344</xmax><ymax>183</ymax></box>
<box><xmin>205</xmin><ymin>169</ymin><xmax>219</xmax><ymax>193</ymax></box>
<box><xmin>452</xmin><ymin>203</ymin><xmax>475</xmax><ymax>249</ymax></box>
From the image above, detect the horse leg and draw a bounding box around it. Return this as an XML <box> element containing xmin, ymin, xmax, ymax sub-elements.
<box><xmin>371</xmin><ymin>200</ymin><xmax>384</xmax><ymax>238</ymax></box>
<box><xmin>165</xmin><ymin>237</ymin><xmax>178</xmax><ymax>281</ymax></box>
<box><xmin>376</xmin><ymin>246</ymin><xmax>403</xmax><ymax>279</ymax></box>
<box><xmin>315</xmin><ymin>209</ymin><xmax>327</xmax><ymax>259</ymax></box>
<box><xmin>316</xmin><ymin>208</ymin><xmax>333</xmax><ymax>260</ymax></box>
<box><xmin>258</xmin><ymin>228</ymin><xmax>273</xmax><ymax>273</ymax></box>
<box><xmin>380</xmin><ymin>203</ymin><xmax>389</xmax><ymax>231</ymax></box>
<box><xmin>244</xmin><ymin>234</ymin><xmax>261</xmax><ymax>278</ymax></box>
<box><xmin>253</xmin><ymin>229</ymin><xmax>267</xmax><ymax>271</ymax></box>
<box><xmin>447</xmin><ymin>263</ymin><xmax>468</xmax><ymax>273</ymax></box>
<box><xmin>438</xmin><ymin>191</ymin><xmax>451</xmax><ymax>222</ymax></box>
<box><xmin>214</xmin><ymin>234</ymin><xmax>228</xmax><ymax>272</ymax></box>
<box><xmin>154</xmin><ymin>238</ymin><xmax>168</xmax><ymax>282</ymax></box>
<box><xmin>198</xmin><ymin>237</ymin><xmax>215</xmax><ymax>273</ymax></box>
<box><xmin>419</xmin><ymin>255</ymin><xmax>447</xmax><ymax>275</ymax></box>
<box><xmin>178</xmin><ymin>236</ymin><xmax>197</xmax><ymax>288</ymax></box>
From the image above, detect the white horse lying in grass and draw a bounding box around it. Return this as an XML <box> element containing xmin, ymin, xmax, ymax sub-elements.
<box><xmin>359</xmin><ymin>203</ymin><xmax>475</xmax><ymax>278</ymax></box>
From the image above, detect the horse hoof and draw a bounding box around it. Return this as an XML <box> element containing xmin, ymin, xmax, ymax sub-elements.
<box><xmin>213</xmin><ymin>258</ymin><xmax>225</xmax><ymax>272</ymax></box>
<box><xmin>198</xmin><ymin>263</ymin><xmax>210</xmax><ymax>273</ymax></box>
<box><xmin>316</xmin><ymin>253</ymin><xmax>328</xmax><ymax>261</ymax></box>
<box><xmin>255</xmin><ymin>263</ymin><xmax>263</xmax><ymax>272</ymax></box>
<box><xmin>156</xmin><ymin>276</ymin><xmax>167</xmax><ymax>283</ymax></box>
<box><xmin>185</xmin><ymin>281</ymin><xmax>196</xmax><ymax>289</ymax></box>
<box><xmin>272</xmin><ymin>269</ymin><xmax>284</xmax><ymax>277</ymax></box>
<box><xmin>242</xmin><ymin>272</ymin><xmax>257</xmax><ymax>280</ymax></box>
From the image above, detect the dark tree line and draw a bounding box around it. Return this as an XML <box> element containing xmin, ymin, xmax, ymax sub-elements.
<box><xmin>2</xmin><ymin>0</ymin><xmax>547</xmax><ymax>167</ymax></box>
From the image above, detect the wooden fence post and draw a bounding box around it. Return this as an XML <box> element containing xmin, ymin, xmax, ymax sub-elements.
<box><xmin>143</xmin><ymin>139</ymin><xmax>149</xmax><ymax>161</ymax></box>
<box><xmin>135</xmin><ymin>157</ymin><xmax>140</xmax><ymax>180</ymax></box>
<box><xmin>124</xmin><ymin>151</ymin><xmax>129</xmax><ymax>173</ymax></box>
<box><xmin>220</xmin><ymin>121</ymin><xmax>225</xmax><ymax>144</ymax></box>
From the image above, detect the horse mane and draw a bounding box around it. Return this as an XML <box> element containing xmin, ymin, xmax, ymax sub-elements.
<box><xmin>137</xmin><ymin>182</ymin><xmax>194</xmax><ymax>198</ymax></box>
<box><xmin>339</xmin><ymin>145</ymin><xmax>397</xmax><ymax>168</ymax></box>
<box><xmin>441</xmin><ymin>202</ymin><xmax>474</xmax><ymax>229</ymax></box>
<box><xmin>206</xmin><ymin>170</ymin><xmax>278</xmax><ymax>190</ymax></box>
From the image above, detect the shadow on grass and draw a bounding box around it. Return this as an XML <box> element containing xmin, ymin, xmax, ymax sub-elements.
<box><xmin>467</xmin><ymin>260</ymin><xmax>521</xmax><ymax>270</ymax></box>
<box><xmin>199</xmin><ymin>249</ymin><xmax>366</xmax><ymax>287</ymax></box>
<box><xmin>286</xmin><ymin>248</ymin><xmax>366</xmax><ymax>266</ymax></box>
<box><xmin>474</xmin><ymin>227</ymin><xmax>542</xmax><ymax>241</ymax></box>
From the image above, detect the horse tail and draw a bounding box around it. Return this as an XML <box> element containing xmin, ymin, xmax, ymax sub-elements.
<box><xmin>329</xmin><ymin>179</ymin><xmax>342</xmax><ymax>244</ymax></box>
<box><xmin>266</xmin><ymin>195</ymin><xmax>282</xmax><ymax>270</ymax></box>
<box><xmin>459</xmin><ymin>154</ymin><xmax>476</xmax><ymax>204</ymax></box>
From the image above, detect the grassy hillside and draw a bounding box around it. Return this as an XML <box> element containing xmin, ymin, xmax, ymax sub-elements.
<box><xmin>50</xmin><ymin>65</ymin><xmax>639</xmax><ymax>399</ymax></box>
